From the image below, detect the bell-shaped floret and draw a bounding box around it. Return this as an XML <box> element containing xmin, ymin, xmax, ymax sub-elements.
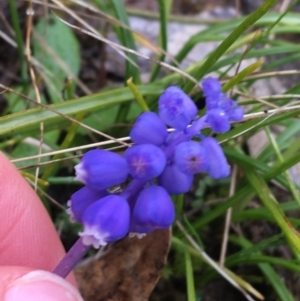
<box><xmin>220</xmin><ymin>98</ymin><xmax>235</xmax><ymax>112</ymax></box>
<box><xmin>79</xmin><ymin>195</ymin><xmax>130</xmax><ymax>248</ymax></box>
<box><xmin>228</xmin><ymin>106</ymin><xmax>244</xmax><ymax>122</ymax></box>
<box><xmin>124</xmin><ymin>144</ymin><xmax>166</xmax><ymax>180</ymax></box>
<box><xmin>67</xmin><ymin>186</ymin><xmax>107</xmax><ymax>223</ymax></box>
<box><xmin>131</xmin><ymin>186</ymin><xmax>175</xmax><ymax>234</ymax></box>
<box><xmin>74</xmin><ymin>149</ymin><xmax>129</xmax><ymax>190</ymax></box>
<box><xmin>158</xmin><ymin>86</ymin><xmax>198</xmax><ymax>131</ymax></box>
<box><xmin>205</xmin><ymin>94</ymin><xmax>221</xmax><ymax>110</ymax></box>
<box><xmin>202</xmin><ymin>77</ymin><xmax>222</xmax><ymax>97</ymax></box>
<box><xmin>202</xmin><ymin>137</ymin><xmax>230</xmax><ymax>179</ymax></box>
<box><xmin>158</xmin><ymin>164</ymin><xmax>193</xmax><ymax>194</ymax></box>
<box><xmin>206</xmin><ymin>108</ymin><xmax>230</xmax><ymax>133</ymax></box>
<box><xmin>174</xmin><ymin>141</ymin><xmax>207</xmax><ymax>175</ymax></box>
<box><xmin>130</xmin><ymin>112</ymin><xmax>168</xmax><ymax>146</ymax></box>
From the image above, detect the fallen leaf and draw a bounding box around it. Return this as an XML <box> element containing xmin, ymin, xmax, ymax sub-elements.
<box><xmin>75</xmin><ymin>228</ymin><xmax>171</xmax><ymax>301</ymax></box>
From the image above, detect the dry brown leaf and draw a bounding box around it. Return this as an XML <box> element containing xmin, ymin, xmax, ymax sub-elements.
<box><xmin>75</xmin><ymin>228</ymin><xmax>171</xmax><ymax>301</ymax></box>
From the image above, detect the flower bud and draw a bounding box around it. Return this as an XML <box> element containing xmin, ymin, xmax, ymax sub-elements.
<box><xmin>202</xmin><ymin>137</ymin><xmax>230</xmax><ymax>179</ymax></box>
<box><xmin>158</xmin><ymin>86</ymin><xmax>198</xmax><ymax>130</ymax></box>
<box><xmin>174</xmin><ymin>141</ymin><xmax>207</xmax><ymax>175</ymax></box>
<box><xmin>131</xmin><ymin>186</ymin><xmax>175</xmax><ymax>233</ymax></box>
<box><xmin>67</xmin><ymin>186</ymin><xmax>107</xmax><ymax>223</ymax></box>
<box><xmin>229</xmin><ymin>106</ymin><xmax>244</xmax><ymax>122</ymax></box>
<box><xmin>158</xmin><ymin>164</ymin><xmax>193</xmax><ymax>195</ymax></box>
<box><xmin>124</xmin><ymin>144</ymin><xmax>166</xmax><ymax>180</ymax></box>
<box><xmin>220</xmin><ymin>98</ymin><xmax>235</xmax><ymax>112</ymax></box>
<box><xmin>74</xmin><ymin>149</ymin><xmax>129</xmax><ymax>190</ymax></box>
<box><xmin>79</xmin><ymin>195</ymin><xmax>130</xmax><ymax>248</ymax></box>
<box><xmin>206</xmin><ymin>108</ymin><xmax>230</xmax><ymax>133</ymax></box>
<box><xmin>202</xmin><ymin>77</ymin><xmax>222</xmax><ymax>97</ymax></box>
<box><xmin>205</xmin><ymin>94</ymin><xmax>222</xmax><ymax>110</ymax></box>
<box><xmin>130</xmin><ymin>112</ymin><xmax>168</xmax><ymax>146</ymax></box>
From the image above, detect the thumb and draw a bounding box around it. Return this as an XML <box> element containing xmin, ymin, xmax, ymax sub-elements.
<box><xmin>0</xmin><ymin>268</ymin><xmax>83</xmax><ymax>301</ymax></box>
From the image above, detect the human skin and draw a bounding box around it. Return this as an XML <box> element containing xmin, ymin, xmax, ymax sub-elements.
<box><xmin>0</xmin><ymin>152</ymin><xmax>83</xmax><ymax>301</ymax></box>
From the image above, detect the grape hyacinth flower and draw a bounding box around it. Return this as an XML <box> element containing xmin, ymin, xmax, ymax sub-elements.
<box><xmin>130</xmin><ymin>185</ymin><xmax>175</xmax><ymax>234</ymax></box>
<box><xmin>202</xmin><ymin>77</ymin><xmax>244</xmax><ymax>132</ymax></box>
<box><xmin>79</xmin><ymin>195</ymin><xmax>130</xmax><ymax>248</ymax></box>
<box><xmin>74</xmin><ymin>149</ymin><xmax>129</xmax><ymax>190</ymax></box>
<box><xmin>53</xmin><ymin>77</ymin><xmax>244</xmax><ymax>279</ymax></box>
<box><xmin>158</xmin><ymin>86</ymin><xmax>198</xmax><ymax>130</ymax></box>
<box><xmin>67</xmin><ymin>186</ymin><xmax>107</xmax><ymax>223</ymax></box>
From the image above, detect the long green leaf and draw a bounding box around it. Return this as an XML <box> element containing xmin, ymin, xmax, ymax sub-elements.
<box><xmin>149</xmin><ymin>0</ymin><xmax>172</xmax><ymax>82</ymax></box>
<box><xmin>183</xmin><ymin>0</ymin><xmax>278</xmax><ymax>92</ymax></box>
<box><xmin>193</xmin><ymin>151</ymin><xmax>300</xmax><ymax>229</ymax></box>
<box><xmin>245</xmin><ymin>170</ymin><xmax>300</xmax><ymax>254</ymax></box>
<box><xmin>109</xmin><ymin>0</ymin><xmax>140</xmax><ymax>124</ymax></box>
<box><xmin>0</xmin><ymin>85</ymin><xmax>164</xmax><ymax>136</ymax></box>
<box><xmin>230</xmin><ymin>236</ymin><xmax>295</xmax><ymax>301</ymax></box>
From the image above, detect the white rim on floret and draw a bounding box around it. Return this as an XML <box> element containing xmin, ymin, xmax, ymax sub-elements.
<box><xmin>79</xmin><ymin>225</ymin><xmax>109</xmax><ymax>248</ymax></box>
<box><xmin>128</xmin><ymin>232</ymin><xmax>146</xmax><ymax>239</ymax></box>
<box><xmin>66</xmin><ymin>200</ymin><xmax>75</xmax><ymax>223</ymax></box>
<box><xmin>74</xmin><ymin>162</ymin><xmax>87</xmax><ymax>184</ymax></box>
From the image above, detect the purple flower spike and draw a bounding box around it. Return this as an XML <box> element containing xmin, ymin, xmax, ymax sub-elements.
<box><xmin>130</xmin><ymin>112</ymin><xmax>168</xmax><ymax>146</ymax></box>
<box><xmin>202</xmin><ymin>77</ymin><xmax>222</xmax><ymax>97</ymax></box>
<box><xmin>158</xmin><ymin>164</ymin><xmax>193</xmax><ymax>195</ymax></box>
<box><xmin>202</xmin><ymin>137</ymin><xmax>230</xmax><ymax>179</ymax></box>
<box><xmin>206</xmin><ymin>108</ymin><xmax>230</xmax><ymax>133</ymax></box>
<box><xmin>131</xmin><ymin>186</ymin><xmax>175</xmax><ymax>233</ymax></box>
<box><xmin>67</xmin><ymin>186</ymin><xmax>107</xmax><ymax>223</ymax></box>
<box><xmin>79</xmin><ymin>195</ymin><xmax>130</xmax><ymax>248</ymax></box>
<box><xmin>174</xmin><ymin>141</ymin><xmax>207</xmax><ymax>175</ymax></box>
<box><xmin>158</xmin><ymin>86</ymin><xmax>198</xmax><ymax>130</ymax></box>
<box><xmin>74</xmin><ymin>149</ymin><xmax>129</xmax><ymax>190</ymax></box>
<box><xmin>124</xmin><ymin>144</ymin><xmax>166</xmax><ymax>180</ymax></box>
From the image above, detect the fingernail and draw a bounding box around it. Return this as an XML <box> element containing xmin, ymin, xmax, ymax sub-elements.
<box><xmin>4</xmin><ymin>270</ymin><xmax>83</xmax><ymax>301</ymax></box>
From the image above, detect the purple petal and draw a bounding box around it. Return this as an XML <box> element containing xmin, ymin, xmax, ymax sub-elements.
<box><xmin>202</xmin><ymin>77</ymin><xmax>222</xmax><ymax>97</ymax></box>
<box><xmin>158</xmin><ymin>164</ymin><xmax>193</xmax><ymax>195</ymax></box>
<box><xmin>202</xmin><ymin>137</ymin><xmax>230</xmax><ymax>179</ymax></box>
<box><xmin>67</xmin><ymin>186</ymin><xmax>108</xmax><ymax>223</ymax></box>
<box><xmin>131</xmin><ymin>186</ymin><xmax>175</xmax><ymax>233</ymax></box>
<box><xmin>158</xmin><ymin>86</ymin><xmax>198</xmax><ymax>131</ymax></box>
<box><xmin>220</xmin><ymin>98</ymin><xmax>236</xmax><ymax>112</ymax></box>
<box><xmin>174</xmin><ymin>141</ymin><xmax>208</xmax><ymax>175</ymax></box>
<box><xmin>206</xmin><ymin>108</ymin><xmax>230</xmax><ymax>133</ymax></box>
<box><xmin>74</xmin><ymin>149</ymin><xmax>129</xmax><ymax>190</ymax></box>
<box><xmin>80</xmin><ymin>195</ymin><xmax>130</xmax><ymax>248</ymax></box>
<box><xmin>229</xmin><ymin>106</ymin><xmax>244</xmax><ymax>122</ymax></box>
<box><xmin>130</xmin><ymin>112</ymin><xmax>168</xmax><ymax>146</ymax></box>
<box><xmin>124</xmin><ymin>144</ymin><xmax>166</xmax><ymax>180</ymax></box>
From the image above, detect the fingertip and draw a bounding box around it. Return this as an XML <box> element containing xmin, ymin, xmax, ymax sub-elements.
<box><xmin>2</xmin><ymin>269</ymin><xmax>83</xmax><ymax>301</ymax></box>
<box><xmin>0</xmin><ymin>152</ymin><xmax>67</xmax><ymax>270</ymax></box>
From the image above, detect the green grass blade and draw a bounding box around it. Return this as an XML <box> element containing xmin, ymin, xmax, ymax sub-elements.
<box><xmin>149</xmin><ymin>0</ymin><xmax>171</xmax><ymax>82</ymax></box>
<box><xmin>193</xmin><ymin>150</ymin><xmax>300</xmax><ymax>229</ymax></box>
<box><xmin>109</xmin><ymin>0</ymin><xmax>141</xmax><ymax>124</ymax></box>
<box><xmin>183</xmin><ymin>0</ymin><xmax>278</xmax><ymax>92</ymax></box>
<box><xmin>230</xmin><ymin>236</ymin><xmax>295</xmax><ymax>301</ymax></box>
<box><xmin>127</xmin><ymin>78</ymin><xmax>149</xmax><ymax>111</ymax></box>
<box><xmin>222</xmin><ymin>60</ymin><xmax>264</xmax><ymax>92</ymax></box>
<box><xmin>245</xmin><ymin>170</ymin><xmax>300</xmax><ymax>254</ymax></box>
<box><xmin>184</xmin><ymin>249</ymin><xmax>196</xmax><ymax>301</ymax></box>
<box><xmin>0</xmin><ymin>84</ymin><xmax>164</xmax><ymax>136</ymax></box>
<box><xmin>226</xmin><ymin>255</ymin><xmax>300</xmax><ymax>274</ymax></box>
